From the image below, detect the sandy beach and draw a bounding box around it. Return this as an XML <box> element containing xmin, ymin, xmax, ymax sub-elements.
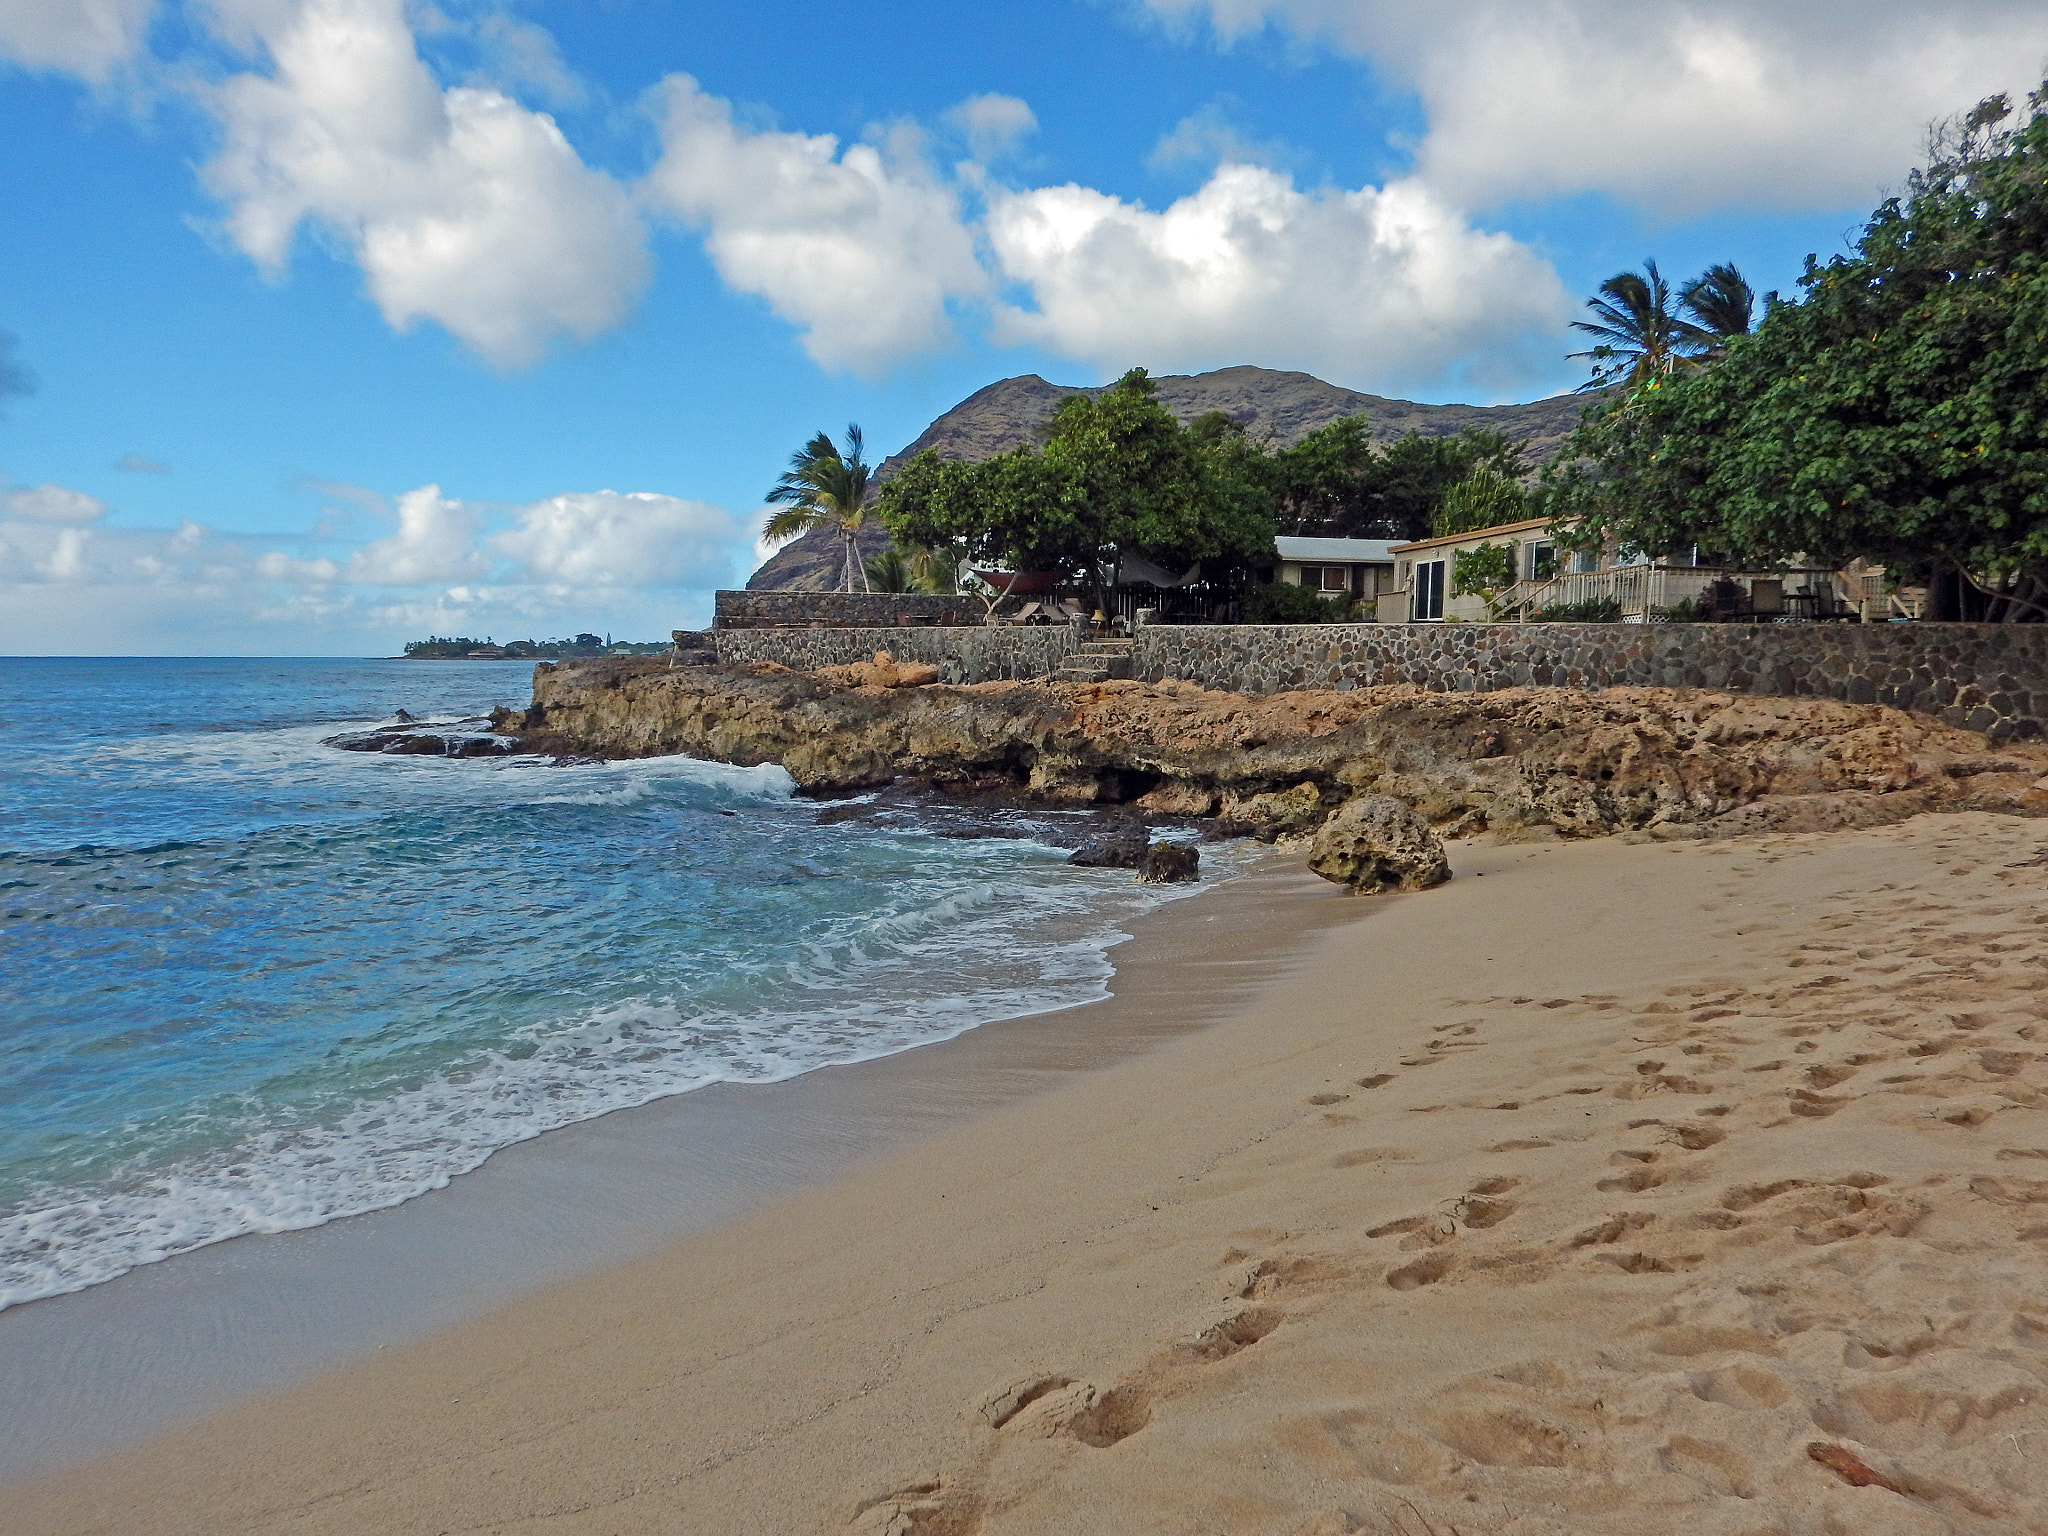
<box><xmin>11</xmin><ymin>810</ymin><xmax>2048</xmax><ymax>1534</ymax></box>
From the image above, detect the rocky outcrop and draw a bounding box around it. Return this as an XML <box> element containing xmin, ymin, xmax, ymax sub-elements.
<box><xmin>325</xmin><ymin>721</ymin><xmax>519</xmax><ymax>757</ymax></box>
<box><xmin>1069</xmin><ymin>827</ymin><xmax>1149</xmax><ymax>868</ymax></box>
<box><xmin>814</xmin><ymin>651</ymin><xmax>941</xmax><ymax>690</ymax></box>
<box><xmin>515</xmin><ymin>660</ymin><xmax>2048</xmax><ymax>842</ymax></box>
<box><xmin>1307</xmin><ymin>797</ymin><xmax>1452</xmax><ymax>893</ymax></box>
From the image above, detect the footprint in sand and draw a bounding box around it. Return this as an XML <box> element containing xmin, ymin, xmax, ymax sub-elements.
<box><xmin>848</xmin><ymin>1478</ymin><xmax>976</xmax><ymax>1535</ymax></box>
<box><xmin>979</xmin><ymin>1374</ymin><xmax>1153</xmax><ymax>1448</ymax></box>
<box><xmin>1385</xmin><ymin>1251</ymin><xmax>1457</xmax><ymax>1290</ymax></box>
<box><xmin>1570</xmin><ymin>1211</ymin><xmax>1656</xmax><ymax>1247</ymax></box>
<box><xmin>1597</xmin><ymin>1166</ymin><xmax>1666</xmax><ymax>1194</ymax></box>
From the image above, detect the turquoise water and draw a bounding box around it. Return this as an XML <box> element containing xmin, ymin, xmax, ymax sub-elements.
<box><xmin>0</xmin><ymin>658</ymin><xmax>1212</xmax><ymax>1309</ymax></box>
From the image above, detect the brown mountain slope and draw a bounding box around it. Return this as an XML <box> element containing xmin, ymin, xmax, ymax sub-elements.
<box><xmin>748</xmin><ymin>366</ymin><xmax>1589</xmax><ymax>592</ymax></box>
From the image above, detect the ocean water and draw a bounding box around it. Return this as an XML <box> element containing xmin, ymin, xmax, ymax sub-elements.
<box><xmin>0</xmin><ymin>657</ymin><xmax>1218</xmax><ymax>1311</ymax></box>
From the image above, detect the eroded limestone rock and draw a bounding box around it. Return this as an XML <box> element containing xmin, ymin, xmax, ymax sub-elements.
<box><xmin>814</xmin><ymin>651</ymin><xmax>940</xmax><ymax>690</ymax></box>
<box><xmin>1307</xmin><ymin>796</ymin><xmax>1451</xmax><ymax>894</ymax></box>
<box><xmin>515</xmin><ymin>661</ymin><xmax>2048</xmax><ymax>836</ymax></box>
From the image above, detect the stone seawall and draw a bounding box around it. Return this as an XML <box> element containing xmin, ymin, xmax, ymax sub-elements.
<box><xmin>1126</xmin><ymin>623</ymin><xmax>2048</xmax><ymax>741</ymax></box>
<box><xmin>714</xmin><ymin>625</ymin><xmax>1077</xmax><ymax>683</ymax></box>
<box><xmin>713</xmin><ymin>590</ymin><xmax>974</xmax><ymax>629</ymax></box>
<box><xmin>707</xmin><ymin>620</ymin><xmax>2048</xmax><ymax>742</ymax></box>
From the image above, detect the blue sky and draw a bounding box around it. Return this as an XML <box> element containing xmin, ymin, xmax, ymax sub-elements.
<box><xmin>4</xmin><ymin>0</ymin><xmax>2045</xmax><ymax>654</ymax></box>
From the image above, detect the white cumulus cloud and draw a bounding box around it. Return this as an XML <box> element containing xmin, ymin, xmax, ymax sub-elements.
<box><xmin>201</xmin><ymin>0</ymin><xmax>650</xmax><ymax>368</ymax></box>
<box><xmin>946</xmin><ymin>93</ymin><xmax>1038</xmax><ymax>161</ymax></box>
<box><xmin>491</xmin><ymin>489</ymin><xmax>745</xmax><ymax>589</ymax></box>
<box><xmin>1141</xmin><ymin>0</ymin><xmax>2048</xmax><ymax>214</ymax></box>
<box><xmin>344</xmin><ymin>483</ymin><xmax>487</xmax><ymax>584</ymax></box>
<box><xmin>3</xmin><ymin>483</ymin><xmax>109</xmax><ymax>523</ymax></box>
<box><xmin>985</xmin><ymin>165</ymin><xmax>1568</xmax><ymax>391</ymax></box>
<box><xmin>0</xmin><ymin>0</ymin><xmax>153</xmax><ymax>81</ymax></box>
<box><xmin>641</xmin><ymin>74</ymin><xmax>990</xmax><ymax>375</ymax></box>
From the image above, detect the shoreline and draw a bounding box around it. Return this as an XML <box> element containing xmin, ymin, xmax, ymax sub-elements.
<box><xmin>0</xmin><ymin>850</ymin><xmax>1364</xmax><ymax>1486</ymax></box>
<box><xmin>10</xmin><ymin>811</ymin><xmax>2048</xmax><ymax>1533</ymax></box>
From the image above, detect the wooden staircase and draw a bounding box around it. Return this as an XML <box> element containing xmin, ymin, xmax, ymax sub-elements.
<box><xmin>1052</xmin><ymin>638</ymin><xmax>1135</xmax><ymax>683</ymax></box>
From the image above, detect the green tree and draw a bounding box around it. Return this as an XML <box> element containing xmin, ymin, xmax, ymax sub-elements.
<box><xmin>1433</xmin><ymin>467</ymin><xmax>1530</xmax><ymax>537</ymax></box>
<box><xmin>1546</xmin><ymin>81</ymin><xmax>2048</xmax><ymax>621</ymax></box>
<box><xmin>1268</xmin><ymin>420</ymin><xmax>1528</xmax><ymax>541</ymax></box>
<box><xmin>879</xmin><ymin>370</ymin><xmax>1277</xmax><ymax>612</ymax></box>
<box><xmin>1267</xmin><ymin>417</ymin><xmax>1376</xmax><ymax>535</ymax></box>
<box><xmin>762</xmin><ymin>425</ymin><xmax>878</xmax><ymax>593</ymax></box>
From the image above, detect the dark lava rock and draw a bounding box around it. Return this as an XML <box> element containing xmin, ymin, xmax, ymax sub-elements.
<box><xmin>323</xmin><ymin>726</ymin><xmax>519</xmax><ymax>758</ymax></box>
<box><xmin>672</xmin><ymin>648</ymin><xmax>717</xmax><ymax>666</ymax></box>
<box><xmin>1069</xmin><ymin>827</ymin><xmax>1148</xmax><ymax>868</ymax></box>
<box><xmin>1137</xmin><ymin>842</ymin><xmax>1200</xmax><ymax>883</ymax></box>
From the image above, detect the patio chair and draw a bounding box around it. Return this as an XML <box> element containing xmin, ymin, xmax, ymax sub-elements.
<box><xmin>1749</xmin><ymin>579</ymin><xmax>1785</xmax><ymax>620</ymax></box>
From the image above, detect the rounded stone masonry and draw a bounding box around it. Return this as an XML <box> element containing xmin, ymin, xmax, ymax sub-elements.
<box><xmin>1307</xmin><ymin>796</ymin><xmax>1452</xmax><ymax>894</ymax></box>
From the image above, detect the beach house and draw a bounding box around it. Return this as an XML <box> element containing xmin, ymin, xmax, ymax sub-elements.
<box><xmin>1263</xmin><ymin>537</ymin><xmax>1400</xmax><ymax>603</ymax></box>
<box><xmin>1383</xmin><ymin>518</ymin><xmax>1899</xmax><ymax>623</ymax></box>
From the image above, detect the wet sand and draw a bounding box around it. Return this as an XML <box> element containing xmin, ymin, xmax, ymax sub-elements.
<box><xmin>10</xmin><ymin>813</ymin><xmax>2048</xmax><ymax>1534</ymax></box>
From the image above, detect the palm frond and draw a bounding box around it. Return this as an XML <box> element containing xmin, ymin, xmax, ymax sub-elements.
<box><xmin>1679</xmin><ymin>262</ymin><xmax>1754</xmax><ymax>342</ymax></box>
<box><xmin>761</xmin><ymin>503</ymin><xmax>833</xmax><ymax>543</ymax></box>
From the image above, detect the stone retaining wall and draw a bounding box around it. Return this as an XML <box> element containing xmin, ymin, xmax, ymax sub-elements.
<box><xmin>1129</xmin><ymin>623</ymin><xmax>2048</xmax><ymax>740</ymax></box>
<box><xmin>713</xmin><ymin>590</ymin><xmax>974</xmax><ymax>629</ymax></box>
<box><xmin>709</xmin><ymin>619</ymin><xmax>2048</xmax><ymax>741</ymax></box>
<box><xmin>714</xmin><ymin>624</ymin><xmax>1076</xmax><ymax>683</ymax></box>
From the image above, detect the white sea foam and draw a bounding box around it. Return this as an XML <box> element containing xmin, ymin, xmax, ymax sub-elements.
<box><xmin>0</xmin><ymin>842</ymin><xmax>1239</xmax><ymax>1310</ymax></box>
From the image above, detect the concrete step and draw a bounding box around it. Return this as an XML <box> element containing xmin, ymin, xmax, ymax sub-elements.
<box><xmin>1052</xmin><ymin>656</ymin><xmax>1132</xmax><ymax>682</ymax></box>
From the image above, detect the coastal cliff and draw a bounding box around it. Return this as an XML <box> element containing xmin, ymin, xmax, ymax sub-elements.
<box><xmin>517</xmin><ymin>659</ymin><xmax>2048</xmax><ymax>840</ymax></box>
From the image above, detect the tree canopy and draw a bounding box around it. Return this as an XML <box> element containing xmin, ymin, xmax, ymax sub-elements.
<box><xmin>1545</xmin><ymin>81</ymin><xmax>2048</xmax><ymax>621</ymax></box>
<box><xmin>1262</xmin><ymin>420</ymin><xmax>1527</xmax><ymax>542</ymax></box>
<box><xmin>878</xmin><ymin>369</ymin><xmax>1280</xmax><ymax>608</ymax></box>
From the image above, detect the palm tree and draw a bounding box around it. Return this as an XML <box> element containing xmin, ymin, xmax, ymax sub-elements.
<box><xmin>1677</xmin><ymin>262</ymin><xmax>1754</xmax><ymax>354</ymax></box>
<box><xmin>865</xmin><ymin>546</ymin><xmax>913</xmax><ymax>593</ymax></box>
<box><xmin>1568</xmin><ymin>260</ymin><xmax>1690</xmax><ymax>391</ymax></box>
<box><xmin>763</xmin><ymin>425</ymin><xmax>877</xmax><ymax>592</ymax></box>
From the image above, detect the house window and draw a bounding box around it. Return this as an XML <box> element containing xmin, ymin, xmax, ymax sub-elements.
<box><xmin>1296</xmin><ymin>564</ymin><xmax>1321</xmax><ymax>588</ymax></box>
<box><xmin>1525</xmin><ymin>541</ymin><xmax>1556</xmax><ymax>581</ymax></box>
<box><xmin>1571</xmin><ymin>547</ymin><xmax>1600</xmax><ymax>574</ymax></box>
<box><xmin>1412</xmin><ymin>559</ymin><xmax>1446</xmax><ymax>620</ymax></box>
<box><xmin>1320</xmin><ymin>565</ymin><xmax>1350</xmax><ymax>592</ymax></box>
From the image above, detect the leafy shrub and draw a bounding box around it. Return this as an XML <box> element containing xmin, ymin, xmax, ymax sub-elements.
<box><xmin>1450</xmin><ymin>542</ymin><xmax>1516</xmax><ymax>599</ymax></box>
<box><xmin>1532</xmin><ymin>597</ymin><xmax>1624</xmax><ymax>622</ymax></box>
<box><xmin>1245</xmin><ymin>581</ymin><xmax>1349</xmax><ymax>623</ymax></box>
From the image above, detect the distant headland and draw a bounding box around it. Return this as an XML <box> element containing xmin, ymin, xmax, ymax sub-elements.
<box><xmin>402</xmin><ymin>634</ymin><xmax>668</xmax><ymax>660</ymax></box>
